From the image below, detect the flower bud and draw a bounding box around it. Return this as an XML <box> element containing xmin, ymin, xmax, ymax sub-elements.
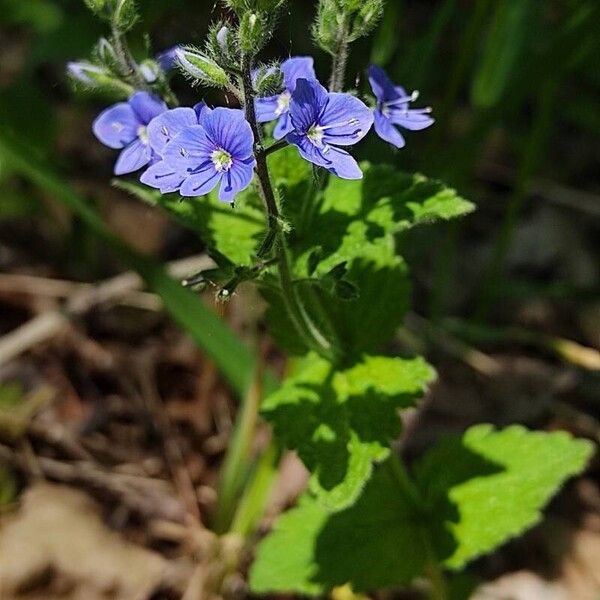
<box><xmin>175</xmin><ymin>47</ymin><xmax>230</xmax><ymax>88</ymax></box>
<box><xmin>83</xmin><ymin>0</ymin><xmax>138</xmax><ymax>30</ymax></box>
<box><xmin>139</xmin><ymin>59</ymin><xmax>161</xmax><ymax>83</ymax></box>
<box><xmin>313</xmin><ymin>0</ymin><xmax>339</xmax><ymax>54</ymax></box>
<box><xmin>350</xmin><ymin>0</ymin><xmax>384</xmax><ymax>40</ymax></box>
<box><xmin>238</xmin><ymin>12</ymin><xmax>268</xmax><ymax>55</ymax></box>
<box><xmin>67</xmin><ymin>61</ymin><xmax>108</xmax><ymax>84</ymax></box>
<box><xmin>206</xmin><ymin>23</ymin><xmax>239</xmax><ymax>66</ymax></box>
<box><xmin>66</xmin><ymin>60</ymin><xmax>134</xmax><ymax>98</ymax></box>
<box><xmin>253</xmin><ymin>63</ymin><xmax>283</xmax><ymax>97</ymax></box>
<box><xmin>94</xmin><ymin>37</ymin><xmax>119</xmax><ymax>70</ymax></box>
<box><xmin>111</xmin><ymin>0</ymin><xmax>138</xmax><ymax>32</ymax></box>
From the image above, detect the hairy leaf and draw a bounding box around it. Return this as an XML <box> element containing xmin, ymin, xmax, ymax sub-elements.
<box><xmin>262</xmin><ymin>353</ymin><xmax>435</xmax><ymax>509</ymax></box>
<box><xmin>250</xmin><ymin>426</ymin><xmax>593</xmax><ymax>595</ymax></box>
<box><xmin>415</xmin><ymin>424</ymin><xmax>595</xmax><ymax>569</ymax></box>
<box><xmin>249</xmin><ymin>462</ymin><xmax>426</xmax><ymax>595</ymax></box>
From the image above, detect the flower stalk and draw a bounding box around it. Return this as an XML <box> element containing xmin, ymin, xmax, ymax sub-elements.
<box><xmin>240</xmin><ymin>54</ymin><xmax>339</xmax><ymax>363</ymax></box>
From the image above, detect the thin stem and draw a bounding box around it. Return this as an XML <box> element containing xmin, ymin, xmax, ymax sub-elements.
<box><xmin>264</xmin><ymin>138</ymin><xmax>288</xmax><ymax>157</ymax></box>
<box><xmin>111</xmin><ymin>23</ymin><xmax>148</xmax><ymax>91</ymax></box>
<box><xmin>214</xmin><ymin>363</ymin><xmax>263</xmax><ymax>534</ymax></box>
<box><xmin>328</xmin><ymin>18</ymin><xmax>350</xmax><ymax>92</ymax></box>
<box><xmin>240</xmin><ymin>54</ymin><xmax>339</xmax><ymax>363</ymax></box>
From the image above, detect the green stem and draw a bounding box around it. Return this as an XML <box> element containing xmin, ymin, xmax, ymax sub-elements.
<box><xmin>111</xmin><ymin>23</ymin><xmax>147</xmax><ymax>90</ymax></box>
<box><xmin>328</xmin><ymin>18</ymin><xmax>350</xmax><ymax>92</ymax></box>
<box><xmin>230</xmin><ymin>441</ymin><xmax>280</xmax><ymax>538</ymax></box>
<box><xmin>240</xmin><ymin>54</ymin><xmax>339</xmax><ymax>363</ymax></box>
<box><xmin>214</xmin><ymin>364</ymin><xmax>263</xmax><ymax>534</ymax></box>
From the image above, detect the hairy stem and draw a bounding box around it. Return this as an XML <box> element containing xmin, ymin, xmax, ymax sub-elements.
<box><xmin>328</xmin><ymin>18</ymin><xmax>350</xmax><ymax>92</ymax></box>
<box><xmin>111</xmin><ymin>23</ymin><xmax>147</xmax><ymax>90</ymax></box>
<box><xmin>240</xmin><ymin>55</ymin><xmax>338</xmax><ymax>362</ymax></box>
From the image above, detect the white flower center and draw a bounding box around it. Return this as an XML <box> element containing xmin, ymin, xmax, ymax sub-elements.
<box><xmin>307</xmin><ymin>124</ymin><xmax>324</xmax><ymax>146</ymax></box>
<box><xmin>275</xmin><ymin>91</ymin><xmax>291</xmax><ymax>117</ymax></box>
<box><xmin>137</xmin><ymin>125</ymin><xmax>149</xmax><ymax>145</ymax></box>
<box><xmin>211</xmin><ymin>148</ymin><xmax>233</xmax><ymax>172</ymax></box>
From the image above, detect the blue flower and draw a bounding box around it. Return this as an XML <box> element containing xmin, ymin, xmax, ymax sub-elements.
<box><xmin>93</xmin><ymin>91</ymin><xmax>167</xmax><ymax>175</ymax></box>
<box><xmin>285</xmin><ymin>78</ymin><xmax>373</xmax><ymax>180</ymax></box>
<box><xmin>255</xmin><ymin>57</ymin><xmax>317</xmax><ymax>140</ymax></box>
<box><xmin>140</xmin><ymin>102</ymin><xmax>210</xmax><ymax>193</ymax></box>
<box><xmin>368</xmin><ymin>65</ymin><xmax>434</xmax><ymax>149</ymax></box>
<box><xmin>142</xmin><ymin>107</ymin><xmax>256</xmax><ymax>203</ymax></box>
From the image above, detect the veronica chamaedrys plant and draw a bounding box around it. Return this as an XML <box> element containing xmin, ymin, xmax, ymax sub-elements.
<box><xmin>71</xmin><ymin>0</ymin><xmax>594</xmax><ymax>597</ymax></box>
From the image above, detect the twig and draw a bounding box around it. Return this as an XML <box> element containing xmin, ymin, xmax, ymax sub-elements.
<box><xmin>0</xmin><ymin>254</ymin><xmax>213</xmax><ymax>366</ymax></box>
<box><xmin>134</xmin><ymin>353</ymin><xmax>204</xmax><ymax>525</ymax></box>
<box><xmin>0</xmin><ymin>442</ymin><xmax>186</xmax><ymax>522</ymax></box>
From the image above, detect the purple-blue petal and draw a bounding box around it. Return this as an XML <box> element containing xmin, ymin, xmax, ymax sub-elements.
<box><xmin>389</xmin><ymin>108</ymin><xmax>435</xmax><ymax>131</ymax></box>
<box><xmin>281</xmin><ymin>56</ymin><xmax>316</xmax><ymax>93</ymax></box>
<box><xmin>322</xmin><ymin>147</ymin><xmax>363</xmax><ymax>179</ymax></box>
<box><xmin>162</xmin><ymin>125</ymin><xmax>215</xmax><ymax>168</ymax></box>
<box><xmin>218</xmin><ymin>162</ymin><xmax>255</xmax><ymax>203</ymax></box>
<box><xmin>140</xmin><ymin>161</ymin><xmax>186</xmax><ymax>193</ymax></box>
<box><xmin>289</xmin><ymin>78</ymin><xmax>328</xmax><ymax>134</ymax></box>
<box><xmin>202</xmin><ymin>107</ymin><xmax>254</xmax><ymax>160</ymax></box>
<box><xmin>368</xmin><ymin>64</ymin><xmax>399</xmax><ymax>103</ymax></box>
<box><xmin>147</xmin><ymin>107</ymin><xmax>198</xmax><ymax>155</ymax></box>
<box><xmin>286</xmin><ymin>131</ymin><xmax>332</xmax><ymax>169</ymax></box>
<box><xmin>129</xmin><ymin>91</ymin><xmax>167</xmax><ymax>125</ymax></box>
<box><xmin>114</xmin><ymin>139</ymin><xmax>152</xmax><ymax>175</ymax></box>
<box><xmin>179</xmin><ymin>167</ymin><xmax>222</xmax><ymax>197</ymax></box>
<box><xmin>319</xmin><ymin>92</ymin><xmax>373</xmax><ymax>146</ymax></box>
<box><xmin>93</xmin><ymin>103</ymin><xmax>140</xmax><ymax>149</ymax></box>
<box><xmin>273</xmin><ymin>113</ymin><xmax>293</xmax><ymax>140</ymax></box>
<box><xmin>373</xmin><ymin>110</ymin><xmax>406</xmax><ymax>148</ymax></box>
<box><xmin>255</xmin><ymin>95</ymin><xmax>280</xmax><ymax>123</ymax></box>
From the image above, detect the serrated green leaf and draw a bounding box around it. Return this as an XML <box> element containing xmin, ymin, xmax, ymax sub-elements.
<box><xmin>249</xmin><ymin>461</ymin><xmax>427</xmax><ymax>595</ymax></box>
<box><xmin>250</xmin><ymin>426</ymin><xmax>593</xmax><ymax>595</ymax></box>
<box><xmin>265</xmin><ymin>163</ymin><xmax>472</xmax><ymax>356</ymax></box>
<box><xmin>262</xmin><ymin>353</ymin><xmax>435</xmax><ymax>509</ymax></box>
<box><xmin>415</xmin><ymin>424</ymin><xmax>595</xmax><ymax>569</ymax></box>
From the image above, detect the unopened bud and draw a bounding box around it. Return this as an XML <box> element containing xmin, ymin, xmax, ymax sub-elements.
<box><xmin>139</xmin><ymin>59</ymin><xmax>161</xmax><ymax>83</ymax></box>
<box><xmin>254</xmin><ymin>63</ymin><xmax>283</xmax><ymax>97</ymax></box>
<box><xmin>350</xmin><ymin>0</ymin><xmax>384</xmax><ymax>40</ymax></box>
<box><xmin>176</xmin><ymin>47</ymin><xmax>229</xmax><ymax>88</ymax></box>
<box><xmin>238</xmin><ymin>11</ymin><xmax>268</xmax><ymax>54</ymax></box>
<box><xmin>155</xmin><ymin>46</ymin><xmax>180</xmax><ymax>72</ymax></box>
<box><xmin>66</xmin><ymin>60</ymin><xmax>134</xmax><ymax>98</ymax></box>
<box><xmin>67</xmin><ymin>61</ymin><xmax>106</xmax><ymax>84</ymax></box>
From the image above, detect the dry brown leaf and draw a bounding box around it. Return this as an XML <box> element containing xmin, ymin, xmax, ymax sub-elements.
<box><xmin>0</xmin><ymin>483</ymin><xmax>179</xmax><ymax>599</ymax></box>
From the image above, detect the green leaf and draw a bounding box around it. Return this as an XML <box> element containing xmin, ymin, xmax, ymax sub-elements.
<box><xmin>250</xmin><ymin>461</ymin><xmax>427</xmax><ymax>595</ymax></box>
<box><xmin>265</xmin><ymin>163</ymin><xmax>473</xmax><ymax>356</ymax></box>
<box><xmin>262</xmin><ymin>353</ymin><xmax>435</xmax><ymax>510</ymax></box>
<box><xmin>415</xmin><ymin>424</ymin><xmax>595</xmax><ymax>569</ymax></box>
<box><xmin>115</xmin><ymin>180</ymin><xmax>266</xmax><ymax>267</ymax></box>
<box><xmin>250</xmin><ymin>426</ymin><xmax>593</xmax><ymax>595</ymax></box>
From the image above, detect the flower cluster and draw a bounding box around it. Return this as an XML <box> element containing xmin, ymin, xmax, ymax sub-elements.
<box><xmin>91</xmin><ymin>61</ymin><xmax>433</xmax><ymax>202</ymax></box>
